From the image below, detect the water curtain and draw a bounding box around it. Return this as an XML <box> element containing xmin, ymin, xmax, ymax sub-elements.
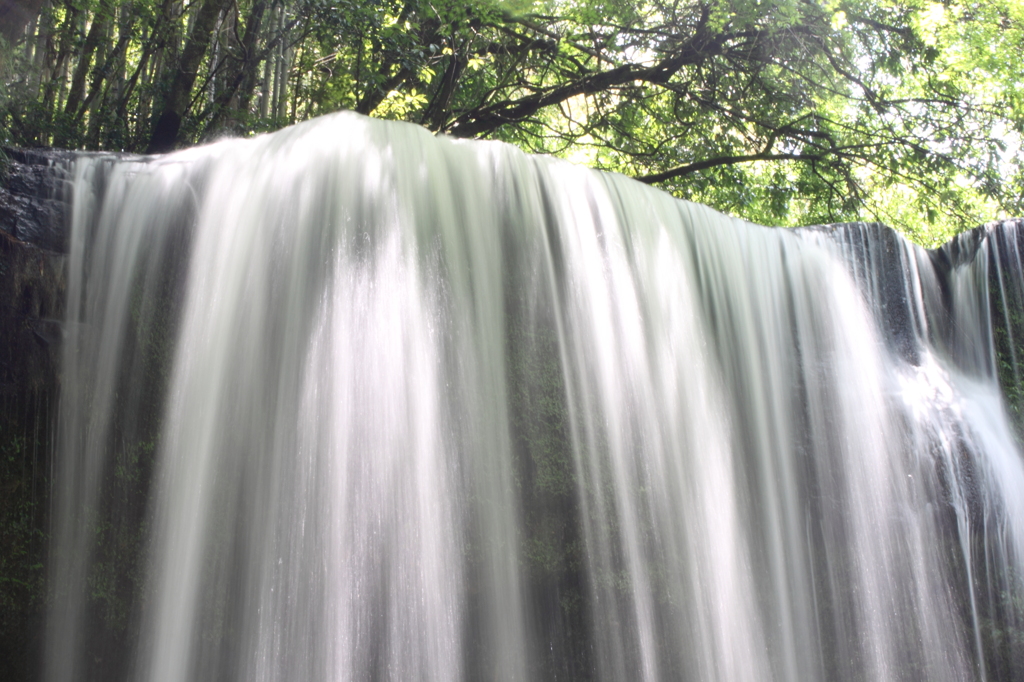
<box><xmin>48</xmin><ymin>113</ymin><xmax>1024</xmax><ymax>681</ymax></box>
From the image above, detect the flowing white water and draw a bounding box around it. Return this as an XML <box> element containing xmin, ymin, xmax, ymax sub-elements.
<box><xmin>47</xmin><ymin>113</ymin><xmax>1024</xmax><ymax>681</ymax></box>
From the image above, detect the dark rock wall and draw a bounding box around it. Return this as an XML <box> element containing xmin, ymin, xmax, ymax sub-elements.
<box><xmin>1</xmin><ymin>149</ymin><xmax>73</xmax><ymax>253</ymax></box>
<box><xmin>0</xmin><ymin>148</ymin><xmax>69</xmax><ymax>682</ymax></box>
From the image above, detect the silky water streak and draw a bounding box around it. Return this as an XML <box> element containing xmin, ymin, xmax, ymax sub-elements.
<box><xmin>47</xmin><ymin>112</ymin><xmax>1024</xmax><ymax>681</ymax></box>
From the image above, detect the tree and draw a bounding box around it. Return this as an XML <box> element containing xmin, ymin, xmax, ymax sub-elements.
<box><xmin>1</xmin><ymin>0</ymin><xmax>1021</xmax><ymax>244</ymax></box>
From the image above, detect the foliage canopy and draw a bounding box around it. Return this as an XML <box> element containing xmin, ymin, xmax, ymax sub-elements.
<box><xmin>1</xmin><ymin>0</ymin><xmax>1022</xmax><ymax>243</ymax></box>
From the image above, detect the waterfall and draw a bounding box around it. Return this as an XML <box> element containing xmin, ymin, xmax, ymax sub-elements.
<box><xmin>46</xmin><ymin>112</ymin><xmax>1024</xmax><ymax>681</ymax></box>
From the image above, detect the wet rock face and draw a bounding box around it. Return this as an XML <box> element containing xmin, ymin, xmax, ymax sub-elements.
<box><xmin>0</xmin><ymin>147</ymin><xmax>71</xmax><ymax>682</ymax></box>
<box><xmin>0</xmin><ymin>226</ymin><xmax>65</xmax><ymax>392</ymax></box>
<box><xmin>0</xmin><ymin>147</ymin><xmax>70</xmax><ymax>398</ymax></box>
<box><xmin>0</xmin><ymin>148</ymin><xmax>75</xmax><ymax>253</ymax></box>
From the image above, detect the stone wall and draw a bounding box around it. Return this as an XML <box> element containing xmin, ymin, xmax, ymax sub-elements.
<box><xmin>0</xmin><ymin>148</ymin><xmax>69</xmax><ymax>682</ymax></box>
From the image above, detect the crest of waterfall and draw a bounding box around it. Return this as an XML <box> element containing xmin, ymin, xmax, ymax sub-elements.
<box><xmin>47</xmin><ymin>112</ymin><xmax>1024</xmax><ymax>681</ymax></box>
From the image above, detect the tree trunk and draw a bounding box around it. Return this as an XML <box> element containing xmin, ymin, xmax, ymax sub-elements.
<box><xmin>29</xmin><ymin>2</ymin><xmax>50</xmax><ymax>99</ymax></box>
<box><xmin>145</xmin><ymin>0</ymin><xmax>230</xmax><ymax>153</ymax></box>
<box><xmin>422</xmin><ymin>43</ymin><xmax>466</xmax><ymax>132</ymax></box>
<box><xmin>64</xmin><ymin>1</ymin><xmax>111</xmax><ymax>121</ymax></box>
<box><xmin>41</xmin><ymin>0</ymin><xmax>79</xmax><ymax>121</ymax></box>
<box><xmin>203</xmin><ymin>0</ymin><xmax>269</xmax><ymax>137</ymax></box>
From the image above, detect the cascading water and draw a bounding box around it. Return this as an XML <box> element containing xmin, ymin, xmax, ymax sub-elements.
<box><xmin>46</xmin><ymin>112</ymin><xmax>1024</xmax><ymax>681</ymax></box>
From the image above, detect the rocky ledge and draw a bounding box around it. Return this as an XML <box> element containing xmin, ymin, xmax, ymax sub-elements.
<box><xmin>0</xmin><ymin>148</ymin><xmax>76</xmax><ymax>253</ymax></box>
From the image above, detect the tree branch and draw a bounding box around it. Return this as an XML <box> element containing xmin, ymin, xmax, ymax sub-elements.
<box><xmin>637</xmin><ymin>151</ymin><xmax>822</xmax><ymax>184</ymax></box>
<box><xmin>447</xmin><ymin>27</ymin><xmax>725</xmax><ymax>137</ymax></box>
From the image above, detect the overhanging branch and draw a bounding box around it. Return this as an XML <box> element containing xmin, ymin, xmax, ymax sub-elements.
<box><xmin>637</xmin><ymin>151</ymin><xmax>822</xmax><ymax>184</ymax></box>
